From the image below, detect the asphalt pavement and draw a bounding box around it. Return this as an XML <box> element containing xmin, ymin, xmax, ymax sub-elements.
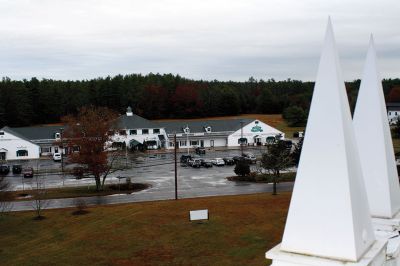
<box><xmin>3</xmin><ymin>147</ymin><xmax>296</xmax><ymax>211</ymax></box>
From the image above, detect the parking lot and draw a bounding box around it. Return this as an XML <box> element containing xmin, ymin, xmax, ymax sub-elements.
<box><xmin>3</xmin><ymin>147</ymin><xmax>268</xmax><ymax>191</ymax></box>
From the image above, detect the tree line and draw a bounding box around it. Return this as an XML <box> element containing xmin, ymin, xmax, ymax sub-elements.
<box><xmin>1</xmin><ymin>74</ymin><xmax>400</xmax><ymax>128</ymax></box>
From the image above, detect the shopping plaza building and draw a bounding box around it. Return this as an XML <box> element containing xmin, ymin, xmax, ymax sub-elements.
<box><xmin>0</xmin><ymin>107</ymin><xmax>284</xmax><ymax>160</ymax></box>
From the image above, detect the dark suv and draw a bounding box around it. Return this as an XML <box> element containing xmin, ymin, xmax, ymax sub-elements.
<box><xmin>12</xmin><ymin>164</ymin><xmax>22</xmax><ymax>174</ymax></box>
<box><xmin>180</xmin><ymin>154</ymin><xmax>192</xmax><ymax>164</ymax></box>
<box><xmin>0</xmin><ymin>164</ymin><xmax>10</xmax><ymax>175</ymax></box>
<box><xmin>195</xmin><ymin>147</ymin><xmax>206</xmax><ymax>155</ymax></box>
<box><xmin>223</xmin><ymin>157</ymin><xmax>235</xmax><ymax>165</ymax></box>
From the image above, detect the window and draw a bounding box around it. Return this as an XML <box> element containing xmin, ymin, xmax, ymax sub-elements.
<box><xmin>153</xmin><ymin>128</ymin><xmax>160</xmax><ymax>134</ymax></box>
<box><xmin>16</xmin><ymin>150</ymin><xmax>28</xmax><ymax>157</ymax></box>
<box><xmin>142</xmin><ymin>129</ymin><xmax>149</xmax><ymax>134</ymax></box>
<box><xmin>0</xmin><ymin>131</ymin><xmax>4</xmax><ymax>136</ymax></box>
<box><xmin>119</xmin><ymin>130</ymin><xmax>126</xmax><ymax>135</ymax></box>
<box><xmin>169</xmin><ymin>142</ymin><xmax>174</xmax><ymax>147</ymax></box>
<box><xmin>190</xmin><ymin>140</ymin><xmax>198</xmax><ymax>146</ymax></box>
<box><xmin>183</xmin><ymin>126</ymin><xmax>190</xmax><ymax>134</ymax></box>
<box><xmin>179</xmin><ymin>141</ymin><xmax>187</xmax><ymax>147</ymax></box>
<box><xmin>389</xmin><ymin>112</ymin><xmax>392</xmax><ymax>115</ymax></box>
<box><xmin>130</xmin><ymin>129</ymin><xmax>137</xmax><ymax>135</ymax></box>
<box><xmin>396</xmin><ymin>112</ymin><xmax>398</xmax><ymax>116</ymax></box>
<box><xmin>41</xmin><ymin>147</ymin><xmax>51</xmax><ymax>153</ymax></box>
<box><xmin>205</xmin><ymin>126</ymin><xmax>211</xmax><ymax>133</ymax></box>
<box><xmin>73</xmin><ymin>146</ymin><xmax>80</xmax><ymax>152</ymax></box>
<box><xmin>238</xmin><ymin>138</ymin><xmax>248</xmax><ymax>145</ymax></box>
<box><xmin>55</xmin><ymin>132</ymin><xmax>61</xmax><ymax>139</ymax></box>
<box><xmin>210</xmin><ymin>140</ymin><xmax>214</xmax><ymax>147</ymax></box>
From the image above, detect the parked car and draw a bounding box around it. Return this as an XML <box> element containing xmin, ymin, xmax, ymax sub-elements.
<box><xmin>180</xmin><ymin>154</ymin><xmax>192</xmax><ymax>164</ymax></box>
<box><xmin>212</xmin><ymin>158</ymin><xmax>225</xmax><ymax>166</ymax></box>
<box><xmin>200</xmin><ymin>159</ymin><xmax>213</xmax><ymax>168</ymax></box>
<box><xmin>195</xmin><ymin>147</ymin><xmax>206</xmax><ymax>155</ymax></box>
<box><xmin>23</xmin><ymin>167</ymin><xmax>34</xmax><ymax>178</ymax></box>
<box><xmin>53</xmin><ymin>152</ymin><xmax>62</xmax><ymax>162</ymax></box>
<box><xmin>233</xmin><ymin>155</ymin><xmax>254</xmax><ymax>165</ymax></box>
<box><xmin>188</xmin><ymin>158</ymin><xmax>202</xmax><ymax>168</ymax></box>
<box><xmin>243</xmin><ymin>152</ymin><xmax>257</xmax><ymax>164</ymax></box>
<box><xmin>223</xmin><ymin>157</ymin><xmax>235</xmax><ymax>165</ymax></box>
<box><xmin>12</xmin><ymin>164</ymin><xmax>22</xmax><ymax>174</ymax></box>
<box><xmin>0</xmin><ymin>164</ymin><xmax>10</xmax><ymax>175</ymax></box>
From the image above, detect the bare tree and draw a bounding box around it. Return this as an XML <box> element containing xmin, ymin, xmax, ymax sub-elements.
<box><xmin>32</xmin><ymin>175</ymin><xmax>48</xmax><ymax>220</ymax></box>
<box><xmin>0</xmin><ymin>176</ymin><xmax>12</xmax><ymax>215</ymax></box>
<box><xmin>261</xmin><ymin>141</ymin><xmax>293</xmax><ymax>195</ymax></box>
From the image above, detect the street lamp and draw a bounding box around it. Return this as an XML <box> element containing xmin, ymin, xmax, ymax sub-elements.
<box><xmin>60</xmin><ymin>127</ymin><xmax>64</xmax><ymax>186</ymax></box>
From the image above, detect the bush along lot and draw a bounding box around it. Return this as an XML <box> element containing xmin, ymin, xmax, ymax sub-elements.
<box><xmin>227</xmin><ymin>172</ymin><xmax>296</xmax><ymax>183</ymax></box>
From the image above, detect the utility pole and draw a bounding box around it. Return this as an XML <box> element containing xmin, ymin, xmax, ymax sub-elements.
<box><xmin>174</xmin><ymin>134</ymin><xmax>178</xmax><ymax>200</ymax></box>
<box><xmin>60</xmin><ymin>127</ymin><xmax>64</xmax><ymax>186</ymax></box>
<box><xmin>125</xmin><ymin>141</ymin><xmax>128</xmax><ymax>168</ymax></box>
<box><xmin>240</xmin><ymin>120</ymin><xmax>244</xmax><ymax>156</ymax></box>
<box><xmin>186</xmin><ymin>126</ymin><xmax>190</xmax><ymax>155</ymax></box>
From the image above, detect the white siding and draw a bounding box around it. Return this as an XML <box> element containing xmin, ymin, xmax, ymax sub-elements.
<box><xmin>227</xmin><ymin>120</ymin><xmax>284</xmax><ymax>146</ymax></box>
<box><xmin>0</xmin><ymin>130</ymin><xmax>40</xmax><ymax>160</ymax></box>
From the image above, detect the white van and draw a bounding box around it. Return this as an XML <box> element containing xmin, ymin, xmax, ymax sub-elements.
<box><xmin>53</xmin><ymin>153</ymin><xmax>62</xmax><ymax>162</ymax></box>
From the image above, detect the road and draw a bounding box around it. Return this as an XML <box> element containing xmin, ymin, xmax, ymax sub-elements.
<box><xmin>7</xmin><ymin>181</ymin><xmax>294</xmax><ymax>212</ymax></box>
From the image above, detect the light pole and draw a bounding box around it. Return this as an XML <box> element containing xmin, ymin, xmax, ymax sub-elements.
<box><xmin>240</xmin><ymin>120</ymin><xmax>244</xmax><ymax>156</ymax></box>
<box><xmin>125</xmin><ymin>141</ymin><xmax>128</xmax><ymax>168</ymax></box>
<box><xmin>60</xmin><ymin>127</ymin><xmax>64</xmax><ymax>186</ymax></box>
<box><xmin>174</xmin><ymin>134</ymin><xmax>178</xmax><ymax>200</ymax></box>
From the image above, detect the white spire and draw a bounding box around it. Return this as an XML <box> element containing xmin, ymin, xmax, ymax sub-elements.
<box><xmin>280</xmin><ymin>19</ymin><xmax>375</xmax><ymax>261</ymax></box>
<box><xmin>353</xmin><ymin>35</ymin><xmax>400</xmax><ymax>219</ymax></box>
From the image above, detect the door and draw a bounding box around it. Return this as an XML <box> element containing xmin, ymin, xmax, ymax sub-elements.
<box><xmin>0</xmin><ymin>152</ymin><xmax>5</xmax><ymax>160</ymax></box>
<box><xmin>200</xmin><ymin>140</ymin><xmax>204</xmax><ymax>148</ymax></box>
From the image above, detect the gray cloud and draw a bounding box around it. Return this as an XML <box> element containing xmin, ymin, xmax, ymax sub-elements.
<box><xmin>0</xmin><ymin>0</ymin><xmax>399</xmax><ymax>81</ymax></box>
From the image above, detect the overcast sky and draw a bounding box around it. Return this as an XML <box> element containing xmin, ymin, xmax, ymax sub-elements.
<box><xmin>0</xmin><ymin>0</ymin><xmax>399</xmax><ymax>81</ymax></box>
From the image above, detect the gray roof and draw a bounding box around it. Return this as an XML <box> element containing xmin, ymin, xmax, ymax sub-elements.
<box><xmin>10</xmin><ymin>125</ymin><xmax>64</xmax><ymax>140</ymax></box>
<box><xmin>1</xmin><ymin>126</ymin><xmax>39</xmax><ymax>145</ymax></box>
<box><xmin>157</xmin><ymin>119</ymin><xmax>253</xmax><ymax>134</ymax></box>
<box><xmin>117</xmin><ymin>114</ymin><xmax>159</xmax><ymax>129</ymax></box>
<box><xmin>387</xmin><ymin>102</ymin><xmax>400</xmax><ymax>111</ymax></box>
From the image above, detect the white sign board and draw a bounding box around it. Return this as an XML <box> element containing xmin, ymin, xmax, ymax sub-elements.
<box><xmin>189</xmin><ymin>209</ymin><xmax>209</xmax><ymax>221</ymax></box>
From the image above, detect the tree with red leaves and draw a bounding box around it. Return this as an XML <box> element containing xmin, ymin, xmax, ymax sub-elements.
<box><xmin>387</xmin><ymin>86</ymin><xmax>400</xmax><ymax>103</ymax></box>
<box><xmin>62</xmin><ymin>106</ymin><xmax>120</xmax><ymax>191</ymax></box>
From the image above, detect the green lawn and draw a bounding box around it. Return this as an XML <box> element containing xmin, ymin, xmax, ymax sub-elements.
<box><xmin>0</xmin><ymin>193</ymin><xmax>290</xmax><ymax>266</ymax></box>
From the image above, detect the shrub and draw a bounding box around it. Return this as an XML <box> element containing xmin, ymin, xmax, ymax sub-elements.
<box><xmin>72</xmin><ymin>198</ymin><xmax>89</xmax><ymax>215</ymax></box>
<box><xmin>234</xmin><ymin>160</ymin><xmax>250</xmax><ymax>177</ymax></box>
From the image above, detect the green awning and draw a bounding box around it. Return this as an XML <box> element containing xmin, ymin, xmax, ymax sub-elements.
<box><xmin>129</xmin><ymin>139</ymin><xmax>141</xmax><ymax>147</ymax></box>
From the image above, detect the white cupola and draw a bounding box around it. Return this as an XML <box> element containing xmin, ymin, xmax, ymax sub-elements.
<box><xmin>126</xmin><ymin>106</ymin><xmax>133</xmax><ymax>116</ymax></box>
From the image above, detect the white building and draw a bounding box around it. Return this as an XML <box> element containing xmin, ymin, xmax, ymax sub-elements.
<box><xmin>110</xmin><ymin>107</ymin><xmax>169</xmax><ymax>150</ymax></box>
<box><xmin>111</xmin><ymin>107</ymin><xmax>284</xmax><ymax>150</ymax></box>
<box><xmin>0</xmin><ymin>107</ymin><xmax>284</xmax><ymax>160</ymax></box>
<box><xmin>0</xmin><ymin>127</ymin><xmax>40</xmax><ymax>160</ymax></box>
<box><xmin>387</xmin><ymin>102</ymin><xmax>400</xmax><ymax>125</ymax></box>
<box><xmin>158</xmin><ymin>118</ymin><xmax>284</xmax><ymax>149</ymax></box>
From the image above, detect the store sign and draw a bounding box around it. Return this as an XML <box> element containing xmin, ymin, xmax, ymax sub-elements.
<box><xmin>251</xmin><ymin>125</ymin><xmax>263</xmax><ymax>132</ymax></box>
